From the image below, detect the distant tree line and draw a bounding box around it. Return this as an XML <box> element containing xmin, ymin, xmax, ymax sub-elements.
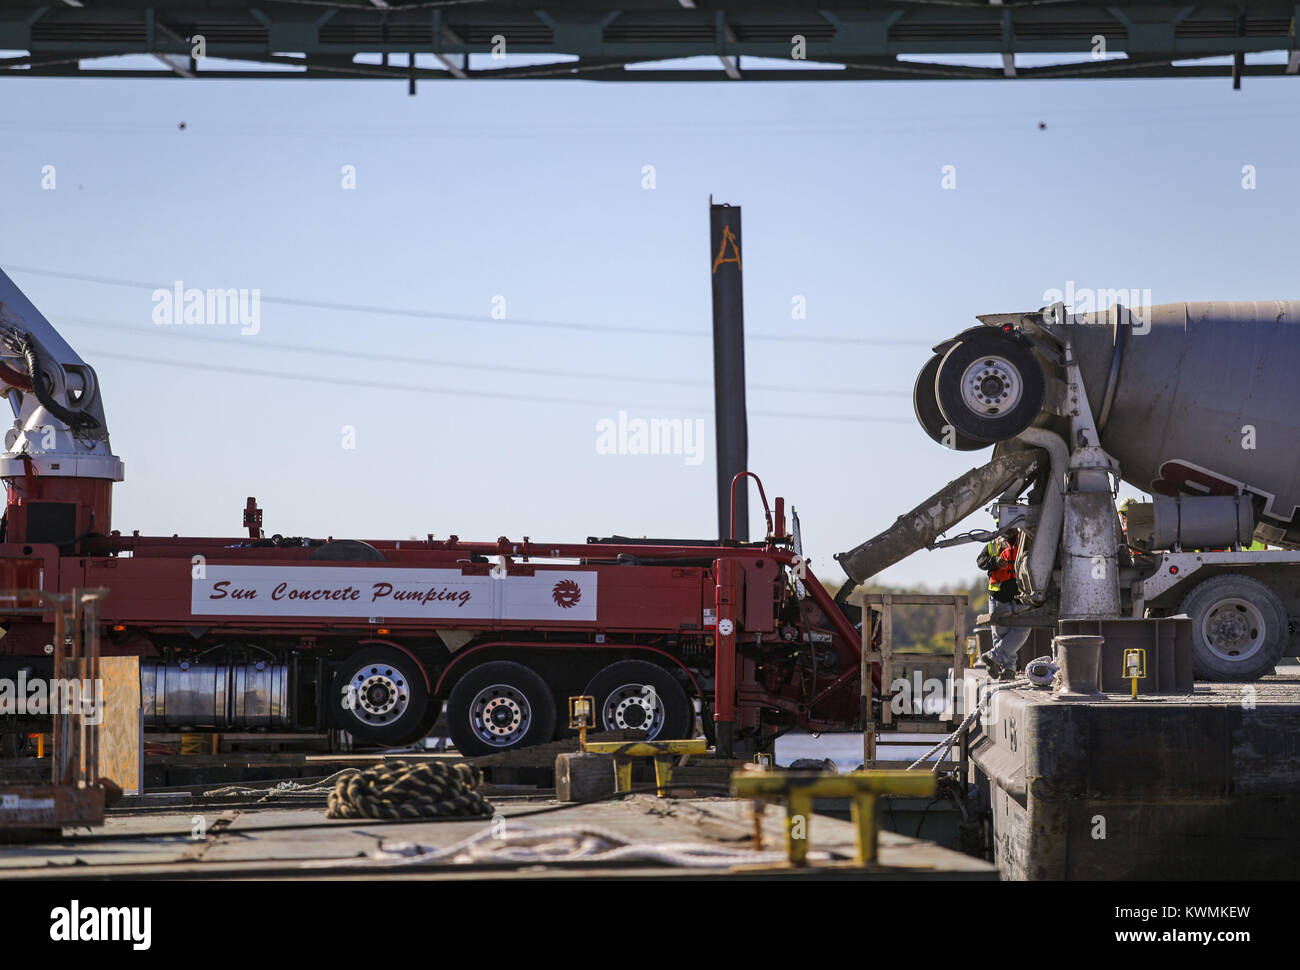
<box><xmin>828</xmin><ymin>577</ymin><xmax>989</xmax><ymax>654</ymax></box>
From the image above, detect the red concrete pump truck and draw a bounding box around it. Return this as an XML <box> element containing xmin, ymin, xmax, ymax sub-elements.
<box><xmin>0</xmin><ymin>268</ymin><xmax>867</xmax><ymax>756</ymax></box>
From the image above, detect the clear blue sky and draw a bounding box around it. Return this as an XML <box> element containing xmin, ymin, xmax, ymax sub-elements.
<box><xmin>1</xmin><ymin>61</ymin><xmax>1296</xmax><ymax>588</ymax></box>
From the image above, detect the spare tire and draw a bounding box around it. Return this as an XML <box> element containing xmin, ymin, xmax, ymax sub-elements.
<box><xmin>311</xmin><ymin>540</ymin><xmax>386</xmax><ymax>562</ymax></box>
<box><xmin>913</xmin><ymin>354</ymin><xmax>989</xmax><ymax>451</ymax></box>
<box><xmin>935</xmin><ymin>330</ymin><xmax>1045</xmax><ymax>443</ymax></box>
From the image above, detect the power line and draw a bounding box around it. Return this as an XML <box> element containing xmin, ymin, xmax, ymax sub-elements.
<box><xmin>0</xmin><ymin>98</ymin><xmax>1292</xmax><ymax>139</ymax></box>
<box><xmin>86</xmin><ymin>348</ymin><xmax>916</xmax><ymax>424</ymax></box>
<box><xmin>58</xmin><ymin>316</ymin><xmax>910</xmax><ymax>399</ymax></box>
<box><xmin>4</xmin><ymin>264</ymin><xmax>932</xmax><ymax>348</ymax></box>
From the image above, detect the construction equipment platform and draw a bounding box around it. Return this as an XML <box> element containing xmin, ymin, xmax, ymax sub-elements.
<box><xmin>969</xmin><ymin>662</ymin><xmax>1300</xmax><ymax>880</ymax></box>
<box><xmin>0</xmin><ymin>794</ymin><xmax>996</xmax><ymax>880</ymax></box>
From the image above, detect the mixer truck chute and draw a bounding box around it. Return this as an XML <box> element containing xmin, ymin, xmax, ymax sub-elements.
<box><xmin>843</xmin><ymin>300</ymin><xmax>1300</xmax><ymax>683</ymax></box>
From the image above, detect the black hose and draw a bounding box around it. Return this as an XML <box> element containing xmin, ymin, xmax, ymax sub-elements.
<box><xmin>12</xmin><ymin>333</ymin><xmax>98</xmax><ymax>432</ymax></box>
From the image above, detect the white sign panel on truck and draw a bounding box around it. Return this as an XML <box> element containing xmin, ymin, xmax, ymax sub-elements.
<box><xmin>191</xmin><ymin>566</ymin><xmax>598</xmax><ymax>622</ymax></box>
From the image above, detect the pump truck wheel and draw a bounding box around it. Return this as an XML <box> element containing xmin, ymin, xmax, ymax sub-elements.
<box><xmin>447</xmin><ymin>660</ymin><xmax>557</xmax><ymax>756</ymax></box>
<box><xmin>583</xmin><ymin>660</ymin><xmax>694</xmax><ymax>741</ymax></box>
<box><xmin>935</xmin><ymin>330</ymin><xmax>1045</xmax><ymax>443</ymax></box>
<box><xmin>1179</xmin><ymin>574</ymin><xmax>1287</xmax><ymax>682</ymax></box>
<box><xmin>913</xmin><ymin>354</ymin><xmax>988</xmax><ymax>451</ymax></box>
<box><xmin>331</xmin><ymin>646</ymin><xmax>430</xmax><ymax>747</ymax></box>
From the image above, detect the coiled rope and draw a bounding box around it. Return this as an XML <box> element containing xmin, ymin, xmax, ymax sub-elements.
<box><xmin>326</xmin><ymin>761</ymin><xmax>493</xmax><ymax>819</ymax></box>
<box><xmin>1024</xmin><ymin>655</ymin><xmax>1059</xmax><ymax>687</ymax></box>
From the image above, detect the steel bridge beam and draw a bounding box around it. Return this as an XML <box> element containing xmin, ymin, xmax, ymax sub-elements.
<box><xmin>1</xmin><ymin>2</ymin><xmax>1297</xmax><ymax>82</ymax></box>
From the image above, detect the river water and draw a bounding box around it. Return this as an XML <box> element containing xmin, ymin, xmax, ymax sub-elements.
<box><xmin>776</xmin><ymin>732</ymin><xmax>947</xmax><ymax>771</ymax></box>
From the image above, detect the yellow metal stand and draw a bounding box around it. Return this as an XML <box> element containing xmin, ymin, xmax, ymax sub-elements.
<box><xmin>569</xmin><ymin>695</ymin><xmax>595</xmax><ymax>750</ymax></box>
<box><xmin>1123</xmin><ymin>648</ymin><xmax>1147</xmax><ymax>699</ymax></box>
<box><xmin>731</xmin><ymin>769</ymin><xmax>937</xmax><ymax>866</ymax></box>
<box><xmin>583</xmin><ymin>739</ymin><xmax>708</xmax><ymax>796</ymax></box>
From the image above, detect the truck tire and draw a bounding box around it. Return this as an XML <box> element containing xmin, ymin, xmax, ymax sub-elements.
<box><xmin>913</xmin><ymin>354</ymin><xmax>988</xmax><ymax>451</ymax></box>
<box><xmin>583</xmin><ymin>660</ymin><xmax>693</xmax><ymax>741</ymax></box>
<box><xmin>1179</xmin><ymin>574</ymin><xmax>1287</xmax><ymax>682</ymax></box>
<box><xmin>331</xmin><ymin>647</ymin><xmax>430</xmax><ymax>747</ymax></box>
<box><xmin>934</xmin><ymin>330</ymin><xmax>1045</xmax><ymax>443</ymax></box>
<box><xmin>447</xmin><ymin>660</ymin><xmax>557</xmax><ymax>756</ymax></box>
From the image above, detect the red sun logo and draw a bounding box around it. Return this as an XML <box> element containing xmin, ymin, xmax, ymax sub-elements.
<box><xmin>552</xmin><ymin>579</ymin><xmax>582</xmax><ymax>609</ymax></box>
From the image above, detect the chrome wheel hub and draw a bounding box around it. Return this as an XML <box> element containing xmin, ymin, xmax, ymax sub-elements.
<box><xmin>469</xmin><ymin>685</ymin><xmax>532</xmax><ymax>747</ymax></box>
<box><xmin>1202</xmin><ymin>598</ymin><xmax>1266</xmax><ymax>661</ymax></box>
<box><xmin>347</xmin><ymin>665</ymin><xmax>409</xmax><ymax>726</ymax></box>
<box><xmin>603</xmin><ymin>684</ymin><xmax>665</xmax><ymax>737</ymax></box>
<box><xmin>960</xmin><ymin>356</ymin><xmax>1022</xmax><ymax>416</ymax></box>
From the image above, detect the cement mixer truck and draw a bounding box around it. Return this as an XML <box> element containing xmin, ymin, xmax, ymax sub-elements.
<box><xmin>837</xmin><ymin>300</ymin><xmax>1300</xmax><ymax>682</ymax></box>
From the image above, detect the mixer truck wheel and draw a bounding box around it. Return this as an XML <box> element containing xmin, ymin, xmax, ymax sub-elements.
<box><xmin>446</xmin><ymin>660</ymin><xmax>557</xmax><ymax>756</ymax></box>
<box><xmin>1179</xmin><ymin>574</ymin><xmax>1287</xmax><ymax>682</ymax></box>
<box><xmin>928</xmin><ymin>324</ymin><xmax>998</xmax><ymax>361</ymax></box>
<box><xmin>934</xmin><ymin>330</ymin><xmax>1045</xmax><ymax>443</ymax></box>
<box><xmin>331</xmin><ymin>647</ymin><xmax>430</xmax><ymax>747</ymax></box>
<box><xmin>583</xmin><ymin>660</ymin><xmax>693</xmax><ymax>741</ymax></box>
<box><xmin>913</xmin><ymin>354</ymin><xmax>990</xmax><ymax>451</ymax></box>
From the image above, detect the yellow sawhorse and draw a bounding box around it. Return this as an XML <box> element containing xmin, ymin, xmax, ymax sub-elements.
<box><xmin>731</xmin><ymin>769</ymin><xmax>937</xmax><ymax>866</ymax></box>
<box><xmin>583</xmin><ymin>739</ymin><xmax>708</xmax><ymax>796</ymax></box>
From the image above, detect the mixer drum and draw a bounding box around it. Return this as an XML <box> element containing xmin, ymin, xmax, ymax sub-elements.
<box><xmin>1065</xmin><ymin>301</ymin><xmax>1300</xmax><ymax>539</ymax></box>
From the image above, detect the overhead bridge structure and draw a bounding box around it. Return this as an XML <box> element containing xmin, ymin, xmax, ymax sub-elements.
<box><xmin>1</xmin><ymin>1</ymin><xmax>1298</xmax><ymax>85</ymax></box>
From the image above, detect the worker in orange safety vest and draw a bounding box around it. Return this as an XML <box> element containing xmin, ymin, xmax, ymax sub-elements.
<box><xmin>976</xmin><ymin>532</ymin><xmax>1030</xmax><ymax>679</ymax></box>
